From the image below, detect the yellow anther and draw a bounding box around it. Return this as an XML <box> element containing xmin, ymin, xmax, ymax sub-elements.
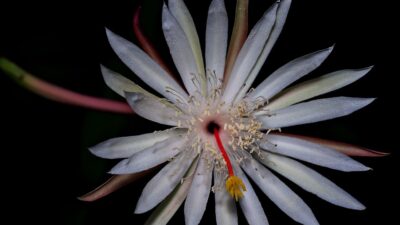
<box><xmin>225</xmin><ymin>175</ymin><xmax>247</xmax><ymax>201</ymax></box>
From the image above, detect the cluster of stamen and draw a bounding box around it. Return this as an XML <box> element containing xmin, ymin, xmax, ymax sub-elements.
<box><xmin>170</xmin><ymin>82</ymin><xmax>266</xmax><ymax>200</ymax></box>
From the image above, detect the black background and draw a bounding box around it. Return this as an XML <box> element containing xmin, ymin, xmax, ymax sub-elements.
<box><xmin>1</xmin><ymin>0</ymin><xmax>398</xmax><ymax>224</ymax></box>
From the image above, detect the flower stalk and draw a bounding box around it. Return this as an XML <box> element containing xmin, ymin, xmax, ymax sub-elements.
<box><xmin>0</xmin><ymin>57</ymin><xmax>133</xmax><ymax>114</ymax></box>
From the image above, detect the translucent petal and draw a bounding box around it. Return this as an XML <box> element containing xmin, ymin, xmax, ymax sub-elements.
<box><xmin>242</xmin><ymin>156</ymin><xmax>318</xmax><ymax>225</ymax></box>
<box><xmin>144</xmin><ymin>158</ymin><xmax>198</xmax><ymax>225</ymax></box>
<box><xmin>100</xmin><ymin>65</ymin><xmax>151</xmax><ymax>98</ymax></box>
<box><xmin>258</xmin><ymin>97</ymin><xmax>374</xmax><ymax>129</ymax></box>
<box><xmin>125</xmin><ymin>92</ymin><xmax>186</xmax><ymax>126</ymax></box>
<box><xmin>222</xmin><ymin>3</ymin><xmax>278</xmax><ymax>105</ymax></box>
<box><xmin>232</xmin><ymin>162</ymin><xmax>270</xmax><ymax>225</ymax></box>
<box><xmin>258</xmin><ymin>152</ymin><xmax>366</xmax><ymax>210</ymax></box>
<box><xmin>264</xmin><ymin>66</ymin><xmax>373</xmax><ymax>111</ymax></box>
<box><xmin>89</xmin><ymin>128</ymin><xmax>184</xmax><ymax>159</ymax></box>
<box><xmin>249</xmin><ymin>46</ymin><xmax>333</xmax><ymax>102</ymax></box>
<box><xmin>162</xmin><ymin>4</ymin><xmax>203</xmax><ymax>95</ymax></box>
<box><xmin>184</xmin><ymin>154</ymin><xmax>213</xmax><ymax>225</ymax></box>
<box><xmin>135</xmin><ymin>151</ymin><xmax>197</xmax><ymax>213</ymax></box>
<box><xmin>105</xmin><ymin>29</ymin><xmax>188</xmax><ymax>104</ymax></box>
<box><xmin>109</xmin><ymin>136</ymin><xmax>186</xmax><ymax>174</ymax></box>
<box><xmin>234</xmin><ymin>0</ymin><xmax>292</xmax><ymax>102</ymax></box>
<box><xmin>168</xmin><ymin>0</ymin><xmax>206</xmax><ymax>81</ymax></box>
<box><xmin>214</xmin><ymin>170</ymin><xmax>238</xmax><ymax>225</ymax></box>
<box><xmin>260</xmin><ymin>134</ymin><xmax>370</xmax><ymax>171</ymax></box>
<box><xmin>205</xmin><ymin>0</ymin><xmax>228</xmax><ymax>89</ymax></box>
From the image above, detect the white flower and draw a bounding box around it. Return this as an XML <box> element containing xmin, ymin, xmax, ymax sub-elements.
<box><xmin>90</xmin><ymin>0</ymin><xmax>375</xmax><ymax>224</ymax></box>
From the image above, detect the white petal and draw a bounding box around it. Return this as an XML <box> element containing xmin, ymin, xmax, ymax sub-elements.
<box><xmin>205</xmin><ymin>0</ymin><xmax>228</xmax><ymax>89</ymax></box>
<box><xmin>109</xmin><ymin>136</ymin><xmax>186</xmax><ymax>174</ymax></box>
<box><xmin>184</xmin><ymin>154</ymin><xmax>213</xmax><ymax>225</ymax></box>
<box><xmin>234</xmin><ymin>0</ymin><xmax>292</xmax><ymax>102</ymax></box>
<box><xmin>214</xmin><ymin>170</ymin><xmax>238</xmax><ymax>225</ymax></box>
<box><xmin>264</xmin><ymin>66</ymin><xmax>373</xmax><ymax>111</ymax></box>
<box><xmin>258</xmin><ymin>97</ymin><xmax>375</xmax><ymax>129</ymax></box>
<box><xmin>105</xmin><ymin>29</ymin><xmax>188</xmax><ymax>104</ymax></box>
<box><xmin>168</xmin><ymin>0</ymin><xmax>206</xmax><ymax>80</ymax></box>
<box><xmin>232</xmin><ymin>162</ymin><xmax>270</xmax><ymax>225</ymax></box>
<box><xmin>144</xmin><ymin>157</ymin><xmax>198</xmax><ymax>225</ymax></box>
<box><xmin>241</xmin><ymin>156</ymin><xmax>319</xmax><ymax>225</ymax></box>
<box><xmin>100</xmin><ymin>65</ymin><xmax>151</xmax><ymax>97</ymax></box>
<box><xmin>162</xmin><ymin>4</ymin><xmax>204</xmax><ymax>95</ymax></box>
<box><xmin>135</xmin><ymin>151</ymin><xmax>197</xmax><ymax>213</ymax></box>
<box><xmin>222</xmin><ymin>3</ymin><xmax>278</xmax><ymax>105</ymax></box>
<box><xmin>260</xmin><ymin>134</ymin><xmax>370</xmax><ymax>171</ymax></box>
<box><xmin>89</xmin><ymin>128</ymin><xmax>184</xmax><ymax>159</ymax></box>
<box><xmin>258</xmin><ymin>152</ymin><xmax>365</xmax><ymax>210</ymax></box>
<box><xmin>125</xmin><ymin>92</ymin><xmax>186</xmax><ymax>126</ymax></box>
<box><xmin>249</xmin><ymin>46</ymin><xmax>333</xmax><ymax>102</ymax></box>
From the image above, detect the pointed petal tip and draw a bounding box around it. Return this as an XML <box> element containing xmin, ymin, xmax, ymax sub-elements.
<box><xmin>77</xmin><ymin>195</ymin><xmax>91</xmax><ymax>202</ymax></box>
<box><xmin>88</xmin><ymin>146</ymin><xmax>96</xmax><ymax>155</ymax></box>
<box><xmin>347</xmin><ymin>200</ymin><xmax>366</xmax><ymax>210</ymax></box>
<box><xmin>362</xmin><ymin>65</ymin><xmax>374</xmax><ymax>71</ymax></box>
<box><xmin>162</xmin><ymin>2</ymin><xmax>168</xmax><ymax>10</ymax></box>
<box><xmin>360</xmin><ymin>165</ymin><xmax>372</xmax><ymax>172</ymax></box>
<box><xmin>314</xmin><ymin>44</ymin><xmax>334</xmax><ymax>57</ymax></box>
<box><xmin>328</xmin><ymin>43</ymin><xmax>335</xmax><ymax>51</ymax></box>
<box><xmin>88</xmin><ymin>145</ymin><xmax>108</xmax><ymax>159</ymax></box>
<box><xmin>105</xmin><ymin>28</ymin><xmax>118</xmax><ymax>44</ymax></box>
<box><xmin>134</xmin><ymin>205</ymin><xmax>147</xmax><ymax>214</ymax></box>
<box><xmin>364</xmin><ymin>97</ymin><xmax>376</xmax><ymax>105</ymax></box>
<box><xmin>355</xmin><ymin>204</ymin><xmax>366</xmax><ymax>211</ymax></box>
<box><xmin>108</xmin><ymin>168</ymin><xmax>122</xmax><ymax>175</ymax></box>
<box><xmin>105</xmin><ymin>27</ymin><xmax>112</xmax><ymax>36</ymax></box>
<box><xmin>350</xmin><ymin>65</ymin><xmax>374</xmax><ymax>75</ymax></box>
<box><xmin>367</xmin><ymin>149</ymin><xmax>390</xmax><ymax>157</ymax></box>
<box><xmin>108</xmin><ymin>160</ymin><xmax>129</xmax><ymax>175</ymax></box>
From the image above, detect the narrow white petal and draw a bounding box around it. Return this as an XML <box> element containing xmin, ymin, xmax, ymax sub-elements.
<box><xmin>89</xmin><ymin>128</ymin><xmax>184</xmax><ymax>159</ymax></box>
<box><xmin>260</xmin><ymin>134</ymin><xmax>370</xmax><ymax>171</ymax></box>
<box><xmin>214</xmin><ymin>169</ymin><xmax>238</xmax><ymax>225</ymax></box>
<box><xmin>144</xmin><ymin>157</ymin><xmax>198</xmax><ymax>225</ymax></box>
<box><xmin>249</xmin><ymin>46</ymin><xmax>333</xmax><ymax>102</ymax></box>
<box><xmin>184</xmin><ymin>154</ymin><xmax>213</xmax><ymax>225</ymax></box>
<box><xmin>168</xmin><ymin>0</ymin><xmax>206</xmax><ymax>80</ymax></box>
<box><xmin>205</xmin><ymin>0</ymin><xmax>228</xmax><ymax>89</ymax></box>
<box><xmin>264</xmin><ymin>66</ymin><xmax>373</xmax><ymax>111</ymax></box>
<box><xmin>100</xmin><ymin>65</ymin><xmax>151</xmax><ymax>97</ymax></box>
<box><xmin>232</xmin><ymin>162</ymin><xmax>269</xmax><ymax>225</ymax></box>
<box><xmin>125</xmin><ymin>92</ymin><xmax>186</xmax><ymax>126</ymax></box>
<box><xmin>258</xmin><ymin>152</ymin><xmax>366</xmax><ymax>210</ymax></box>
<box><xmin>258</xmin><ymin>97</ymin><xmax>375</xmax><ymax>129</ymax></box>
<box><xmin>241</xmin><ymin>156</ymin><xmax>319</xmax><ymax>225</ymax></box>
<box><xmin>109</xmin><ymin>136</ymin><xmax>186</xmax><ymax>174</ymax></box>
<box><xmin>162</xmin><ymin>4</ymin><xmax>203</xmax><ymax>95</ymax></box>
<box><xmin>234</xmin><ymin>0</ymin><xmax>292</xmax><ymax>102</ymax></box>
<box><xmin>223</xmin><ymin>3</ymin><xmax>278</xmax><ymax>104</ymax></box>
<box><xmin>135</xmin><ymin>151</ymin><xmax>197</xmax><ymax>213</ymax></box>
<box><xmin>105</xmin><ymin>29</ymin><xmax>188</xmax><ymax>104</ymax></box>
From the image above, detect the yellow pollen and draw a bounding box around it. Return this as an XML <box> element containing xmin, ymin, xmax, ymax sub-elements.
<box><xmin>225</xmin><ymin>175</ymin><xmax>247</xmax><ymax>201</ymax></box>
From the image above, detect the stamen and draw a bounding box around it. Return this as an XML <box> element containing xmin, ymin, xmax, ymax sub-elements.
<box><xmin>213</xmin><ymin>127</ymin><xmax>246</xmax><ymax>201</ymax></box>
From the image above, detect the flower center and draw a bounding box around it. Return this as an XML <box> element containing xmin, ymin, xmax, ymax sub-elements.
<box><xmin>206</xmin><ymin>120</ymin><xmax>220</xmax><ymax>134</ymax></box>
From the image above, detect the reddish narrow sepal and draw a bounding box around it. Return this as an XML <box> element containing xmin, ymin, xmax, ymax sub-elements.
<box><xmin>78</xmin><ymin>170</ymin><xmax>152</xmax><ymax>202</ymax></box>
<box><xmin>275</xmin><ymin>133</ymin><xmax>389</xmax><ymax>157</ymax></box>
